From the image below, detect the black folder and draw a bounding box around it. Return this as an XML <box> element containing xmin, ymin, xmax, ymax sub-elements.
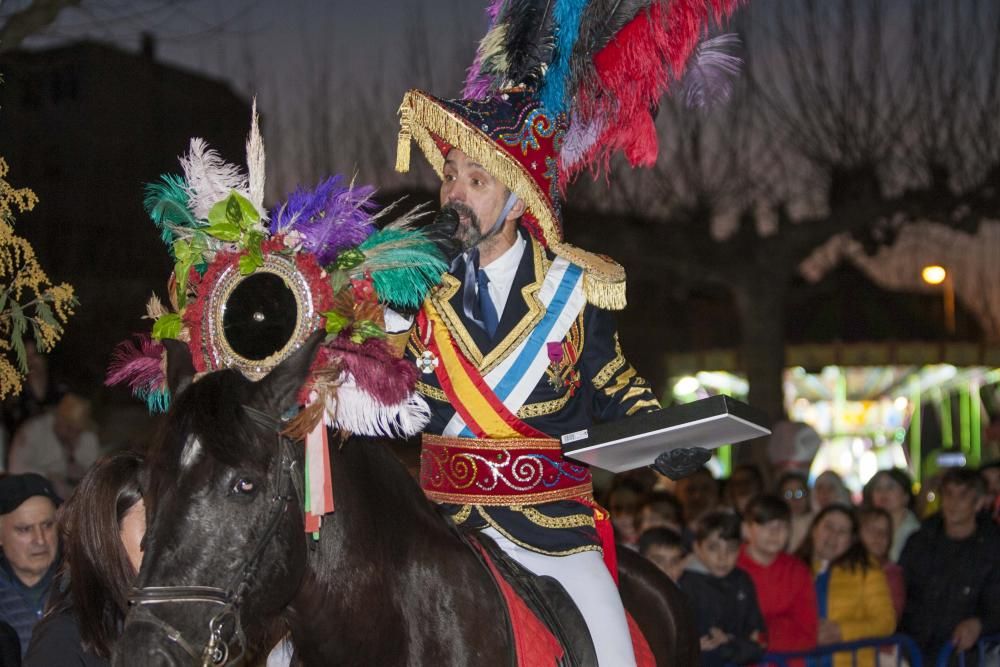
<box><xmin>561</xmin><ymin>395</ymin><xmax>771</xmax><ymax>473</ymax></box>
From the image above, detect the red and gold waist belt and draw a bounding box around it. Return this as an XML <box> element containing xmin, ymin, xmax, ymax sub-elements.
<box><xmin>420</xmin><ymin>434</ymin><xmax>593</xmax><ymax>506</ymax></box>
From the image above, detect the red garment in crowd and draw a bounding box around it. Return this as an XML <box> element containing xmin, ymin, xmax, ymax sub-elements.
<box><xmin>737</xmin><ymin>545</ymin><xmax>818</xmax><ymax>655</ymax></box>
<box><xmin>881</xmin><ymin>560</ymin><xmax>906</xmax><ymax>620</ymax></box>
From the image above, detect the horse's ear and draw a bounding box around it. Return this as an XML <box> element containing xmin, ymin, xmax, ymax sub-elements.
<box><xmin>162</xmin><ymin>338</ymin><xmax>196</xmax><ymax>399</ymax></box>
<box><xmin>253</xmin><ymin>328</ymin><xmax>326</xmax><ymax>416</ymax></box>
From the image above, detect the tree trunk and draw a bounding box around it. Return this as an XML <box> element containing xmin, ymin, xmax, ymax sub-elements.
<box><xmin>732</xmin><ymin>276</ymin><xmax>788</xmax><ymax>478</ymax></box>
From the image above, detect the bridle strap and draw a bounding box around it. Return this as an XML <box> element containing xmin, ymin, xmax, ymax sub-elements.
<box><xmin>128</xmin><ymin>405</ymin><xmax>305</xmax><ymax>666</ymax></box>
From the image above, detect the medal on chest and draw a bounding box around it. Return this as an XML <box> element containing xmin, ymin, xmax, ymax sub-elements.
<box><xmin>545</xmin><ymin>340</ymin><xmax>581</xmax><ymax>394</ymax></box>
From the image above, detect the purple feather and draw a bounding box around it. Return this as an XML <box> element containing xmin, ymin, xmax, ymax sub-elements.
<box><xmin>270</xmin><ymin>176</ymin><xmax>378</xmax><ymax>266</ymax></box>
<box><xmin>462</xmin><ymin>0</ymin><xmax>506</xmax><ymax>99</ymax></box>
<box><xmin>682</xmin><ymin>34</ymin><xmax>743</xmax><ymax>110</ymax></box>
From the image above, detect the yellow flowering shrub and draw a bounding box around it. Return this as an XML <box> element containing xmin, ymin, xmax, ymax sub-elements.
<box><xmin>0</xmin><ymin>157</ymin><xmax>77</xmax><ymax>398</ymax></box>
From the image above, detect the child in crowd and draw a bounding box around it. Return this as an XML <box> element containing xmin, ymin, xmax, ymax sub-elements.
<box><xmin>679</xmin><ymin>511</ymin><xmax>765</xmax><ymax>667</ymax></box>
<box><xmin>737</xmin><ymin>495</ymin><xmax>818</xmax><ymax>656</ymax></box>
<box><xmin>638</xmin><ymin>527</ymin><xmax>688</xmax><ymax>583</ymax></box>
<box><xmin>636</xmin><ymin>490</ymin><xmax>684</xmax><ymax>535</ymax></box>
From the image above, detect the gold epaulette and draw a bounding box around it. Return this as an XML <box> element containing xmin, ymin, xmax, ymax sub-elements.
<box><xmin>550</xmin><ymin>241</ymin><xmax>626</xmax><ymax>311</ymax></box>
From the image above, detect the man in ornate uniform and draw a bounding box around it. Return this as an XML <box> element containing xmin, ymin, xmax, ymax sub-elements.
<box><xmin>396</xmin><ymin>87</ymin><xmax>700</xmax><ymax>665</ymax></box>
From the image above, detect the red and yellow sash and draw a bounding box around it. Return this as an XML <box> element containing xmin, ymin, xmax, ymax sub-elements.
<box><xmin>417</xmin><ymin>302</ymin><xmax>546</xmax><ymax>439</ymax></box>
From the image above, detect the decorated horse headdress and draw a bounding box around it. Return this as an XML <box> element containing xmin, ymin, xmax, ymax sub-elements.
<box><xmin>107</xmin><ymin>105</ymin><xmax>448</xmax><ymax>530</ymax></box>
<box><xmin>396</xmin><ymin>0</ymin><xmax>742</xmax><ymax>310</ymax></box>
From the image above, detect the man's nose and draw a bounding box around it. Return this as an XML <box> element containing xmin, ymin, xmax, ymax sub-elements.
<box><xmin>30</xmin><ymin>527</ymin><xmax>46</xmax><ymax>544</ymax></box>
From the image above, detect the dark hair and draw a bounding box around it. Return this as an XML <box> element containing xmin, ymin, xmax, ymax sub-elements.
<box><xmin>941</xmin><ymin>467</ymin><xmax>985</xmax><ymax>495</ymax></box>
<box><xmin>862</xmin><ymin>468</ymin><xmax>915</xmax><ymax>509</ymax></box>
<box><xmin>857</xmin><ymin>505</ymin><xmax>892</xmax><ymax>530</ymax></box>
<box><xmin>776</xmin><ymin>471</ymin><xmax>809</xmax><ymax>494</ymax></box>
<box><xmin>639</xmin><ymin>490</ymin><xmax>685</xmax><ymax>527</ymax></box>
<box><xmin>796</xmin><ymin>504</ymin><xmax>870</xmax><ymax>573</ymax></box>
<box><xmin>45</xmin><ymin>450</ymin><xmax>144</xmax><ymax>658</ymax></box>
<box><xmin>744</xmin><ymin>494</ymin><xmax>791</xmax><ymax>524</ymax></box>
<box><xmin>694</xmin><ymin>510</ymin><xmax>742</xmax><ymax>543</ymax></box>
<box><xmin>638</xmin><ymin>527</ymin><xmax>685</xmax><ymax>556</ymax></box>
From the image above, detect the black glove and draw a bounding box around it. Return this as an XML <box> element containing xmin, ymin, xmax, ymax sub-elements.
<box><xmin>651</xmin><ymin>447</ymin><xmax>712</xmax><ymax>480</ymax></box>
<box><xmin>423</xmin><ymin>208</ymin><xmax>462</xmax><ymax>265</ymax></box>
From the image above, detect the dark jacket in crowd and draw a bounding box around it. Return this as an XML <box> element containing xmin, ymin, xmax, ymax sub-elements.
<box><xmin>24</xmin><ymin>611</ymin><xmax>107</xmax><ymax>667</ymax></box>
<box><xmin>679</xmin><ymin>557</ymin><xmax>767</xmax><ymax>667</ymax></box>
<box><xmin>0</xmin><ymin>620</ymin><xmax>19</xmax><ymax>667</ymax></box>
<box><xmin>899</xmin><ymin>514</ymin><xmax>1000</xmax><ymax>660</ymax></box>
<box><xmin>0</xmin><ymin>555</ymin><xmax>57</xmax><ymax>659</ymax></box>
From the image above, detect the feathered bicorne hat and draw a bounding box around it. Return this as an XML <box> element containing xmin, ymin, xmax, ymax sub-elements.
<box><xmin>396</xmin><ymin>0</ymin><xmax>742</xmax><ymax>310</ymax></box>
<box><xmin>107</xmin><ymin>104</ymin><xmax>447</xmax><ymax>439</ymax></box>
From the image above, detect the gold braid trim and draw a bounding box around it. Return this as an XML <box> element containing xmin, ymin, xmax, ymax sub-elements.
<box><xmin>451</xmin><ymin>505</ymin><xmax>473</xmax><ymax>524</ymax></box>
<box><xmin>517</xmin><ymin>391</ymin><xmax>572</xmax><ymax>419</ymax></box>
<box><xmin>424</xmin><ymin>482</ymin><xmax>594</xmax><ymax>506</ymax></box>
<box><xmin>415</xmin><ymin>381</ymin><xmax>448</xmax><ymax>402</ymax></box>
<box><xmin>478</xmin><ymin>510</ymin><xmax>603</xmax><ymax>556</ymax></box>
<box><xmin>627</xmin><ymin>398</ymin><xmax>662</xmax><ymax>416</ymax></box>
<box><xmin>593</xmin><ymin>335</ymin><xmax>626</xmax><ymax>389</ymax></box>
<box><xmin>512</xmin><ymin>506</ymin><xmax>596</xmax><ymax>529</ymax></box>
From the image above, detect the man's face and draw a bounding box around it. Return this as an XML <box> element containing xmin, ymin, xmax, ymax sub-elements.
<box><xmin>940</xmin><ymin>482</ymin><xmax>980</xmax><ymax>528</ymax></box>
<box><xmin>440</xmin><ymin>148</ymin><xmax>512</xmax><ymax>251</ymax></box>
<box><xmin>0</xmin><ymin>496</ymin><xmax>58</xmax><ymax>585</ymax></box>
<box><xmin>693</xmin><ymin>533</ymin><xmax>741</xmax><ymax>578</ymax></box>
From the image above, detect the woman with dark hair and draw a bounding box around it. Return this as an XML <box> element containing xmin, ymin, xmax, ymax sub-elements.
<box><xmin>796</xmin><ymin>505</ymin><xmax>895</xmax><ymax>667</ymax></box>
<box><xmin>23</xmin><ymin>451</ymin><xmax>144</xmax><ymax>666</ymax></box>
<box><xmin>863</xmin><ymin>468</ymin><xmax>919</xmax><ymax>562</ymax></box>
<box><xmin>778</xmin><ymin>471</ymin><xmax>813</xmax><ymax>552</ymax></box>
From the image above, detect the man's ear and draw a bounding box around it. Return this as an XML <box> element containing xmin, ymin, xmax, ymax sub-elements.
<box><xmin>508</xmin><ymin>198</ymin><xmax>526</xmax><ymax>221</ymax></box>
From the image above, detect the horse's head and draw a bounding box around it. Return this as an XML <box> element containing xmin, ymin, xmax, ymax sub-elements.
<box><xmin>114</xmin><ymin>330</ymin><xmax>324</xmax><ymax>667</ymax></box>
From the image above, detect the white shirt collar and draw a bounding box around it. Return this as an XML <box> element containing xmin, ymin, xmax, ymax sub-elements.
<box><xmin>479</xmin><ymin>233</ymin><xmax>526</xmax><ymax>318</ymax></box>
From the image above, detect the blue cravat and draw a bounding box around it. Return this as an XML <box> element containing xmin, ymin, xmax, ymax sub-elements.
<box><xmin>477</xmin><ymin>269</ymin><xmax>499</xmax><ymax>338</ymax></box>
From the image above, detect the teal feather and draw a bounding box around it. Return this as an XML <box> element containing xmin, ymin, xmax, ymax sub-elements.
<box><xmin>138</xmin><ymin>387</ymin><xmax>171</xmax><ymax>414</ymax></box>
<box><xmin>539</xmin><ymin>0</ymin><xmax>588</xmax><ymax>116</ymax></box>
<box><xmin>143</xmin><ymin>174</ymin><xmax>199</xmax><ymax>251</ymax></box>
<box><xmin>357</xmin><ymin>227</ymin><xmax>448</xmax><ymax>310</ymax></box>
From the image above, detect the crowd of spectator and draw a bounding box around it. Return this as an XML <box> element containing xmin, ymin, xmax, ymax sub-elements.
<box><xmin>618</xmin><ymin>461</ymin><xmax>1000</xmax><ymax>667</ymax></box>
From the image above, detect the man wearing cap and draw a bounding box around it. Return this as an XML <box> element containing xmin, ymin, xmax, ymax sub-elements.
<box><xmin>0</xmin><ymin>473</ymin><xmax>61</xmax><ymax>657</ymax></box>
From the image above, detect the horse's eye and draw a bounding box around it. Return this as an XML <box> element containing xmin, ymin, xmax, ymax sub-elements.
<box><xmin>233</xmin><ymin>478</ymin><xmax>256</xmax><ymax>495</ymax></box>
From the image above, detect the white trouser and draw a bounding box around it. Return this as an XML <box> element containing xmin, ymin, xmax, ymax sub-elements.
<box><xmin>482</xmin><ymin>527</ymin><xmax>638</xmax><ymax>667</ymax></box>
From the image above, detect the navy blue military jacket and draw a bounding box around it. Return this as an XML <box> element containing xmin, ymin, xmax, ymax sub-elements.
<box><xmin>407</xmin><ymin>231</ymin><xmax>660</xmax><ymax>554</ymax></box>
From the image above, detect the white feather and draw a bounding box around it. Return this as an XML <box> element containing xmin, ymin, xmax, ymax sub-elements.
<box><xmin>246</xmin><ymin>98</ymin><xmax>268</xmax><ymax>221</ymax></box>
<box><xmin>180</xmin><ymin>138</ymin><xmax>251</xmax><ymax>220</ymax></box>
<box><xmin>324</xmin><ymin>374</ymin><xmax>430</xmax><ymax>438</ymax></box>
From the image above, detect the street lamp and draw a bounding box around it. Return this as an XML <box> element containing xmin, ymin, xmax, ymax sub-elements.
<box><xmin>921</xmin><ymin>264</ymin><xmax>955</xmax><ymax>335</ymax></box>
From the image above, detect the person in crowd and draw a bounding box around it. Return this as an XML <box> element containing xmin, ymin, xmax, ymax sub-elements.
<box><xmin>0</xmin><ymin>473</ymin><xmax>61</xmax><ymax>657</ymax></box>
<box><xmin>0</xmin><ymin>619</ymin><xmax>21</xmax><ymax>666</ymax></box>
<box><xmin>796</xmin><ymin>505</ymin><xmax>895</xmax><ymax>667</ymax></box>
<box><xmin>638</xmin><ymin>526</ymin><xmax>688</xmax><ymax>583</ymax></box>
<box><xmin>636</xmin><ymin>490</ymin><xmax>685</xmax><ymax>536</ymax></box>
<box><xmin>607</xmin><ymin>478</ymin><xmax>646</xmax><ymax>547</ymax></box>
<box><xmin>9</xmin><ymin>394</ymin><xmax>100</xmax><ymax>498</ymax></box>
<box><xmin>679</xmin><ymin>511</ymin><xmax>765</xmax><ymax>667</ymax></box>
<box><xmin>863</xmin><ymin>468</ymin><xmax>919</xmax><ymax>562</ymax></box>
<box><xmin>737</xmin><ymin>494</ymin><xmax>818</xmax><ymax>655</ymax></box>
<box><xmin>856</xmin><ymin>506</ymin><xmax>905</xmax><ymax>620</ymax></box>
<box><xmin>2</xmin><ymin>339</ymin><xmax>66</xmax><ymax>457</ymax></box>
<box><xmin>812</xmin><ymin>470</ymin><xmax>851</xmax><ymax>511</ymax></box>
<box><xmin>24</xmin><ymin>451</ymin><xmax>144</xmax><ymax>666</ymax></box>
<box><xmin>979</xmin><ymin>460</ymin><xmax>1000</xmax><ymax>523</ymax></box>
<box><xmin>778</xmin><ymin>471</ymin><xmax>814</xmax><ymax>552</ymax></box>
<box><xmin>676</xmin><ymin>466</ymin><xmax>720</xmax><ymax>529</ymax></box>
<box><xmin>899</xmin><ymin>467</ymin><xmax>1000</xmax><ymax>666</ymax></box>
<box><xmin>724</xmin><ymin>465</ymin><xmax>765</xmax><ymax>517</ymax></box>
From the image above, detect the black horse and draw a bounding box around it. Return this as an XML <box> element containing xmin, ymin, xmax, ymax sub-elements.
<box><xmin>114</xmin><ymin>332</ymin><xmax>697</xmax><ymax>666</ymax></box>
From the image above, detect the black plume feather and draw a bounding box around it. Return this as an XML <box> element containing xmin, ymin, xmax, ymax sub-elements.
<box><xmin>500</xmin><ymin>0</ymin><xmax>557</xmax><ymax>89</ymax></box>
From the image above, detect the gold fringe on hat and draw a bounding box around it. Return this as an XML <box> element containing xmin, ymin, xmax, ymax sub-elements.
<box><xmin>396</xmin><ymin>89</ymin><xmax>627</xmax><ymax>311</ymax></box>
